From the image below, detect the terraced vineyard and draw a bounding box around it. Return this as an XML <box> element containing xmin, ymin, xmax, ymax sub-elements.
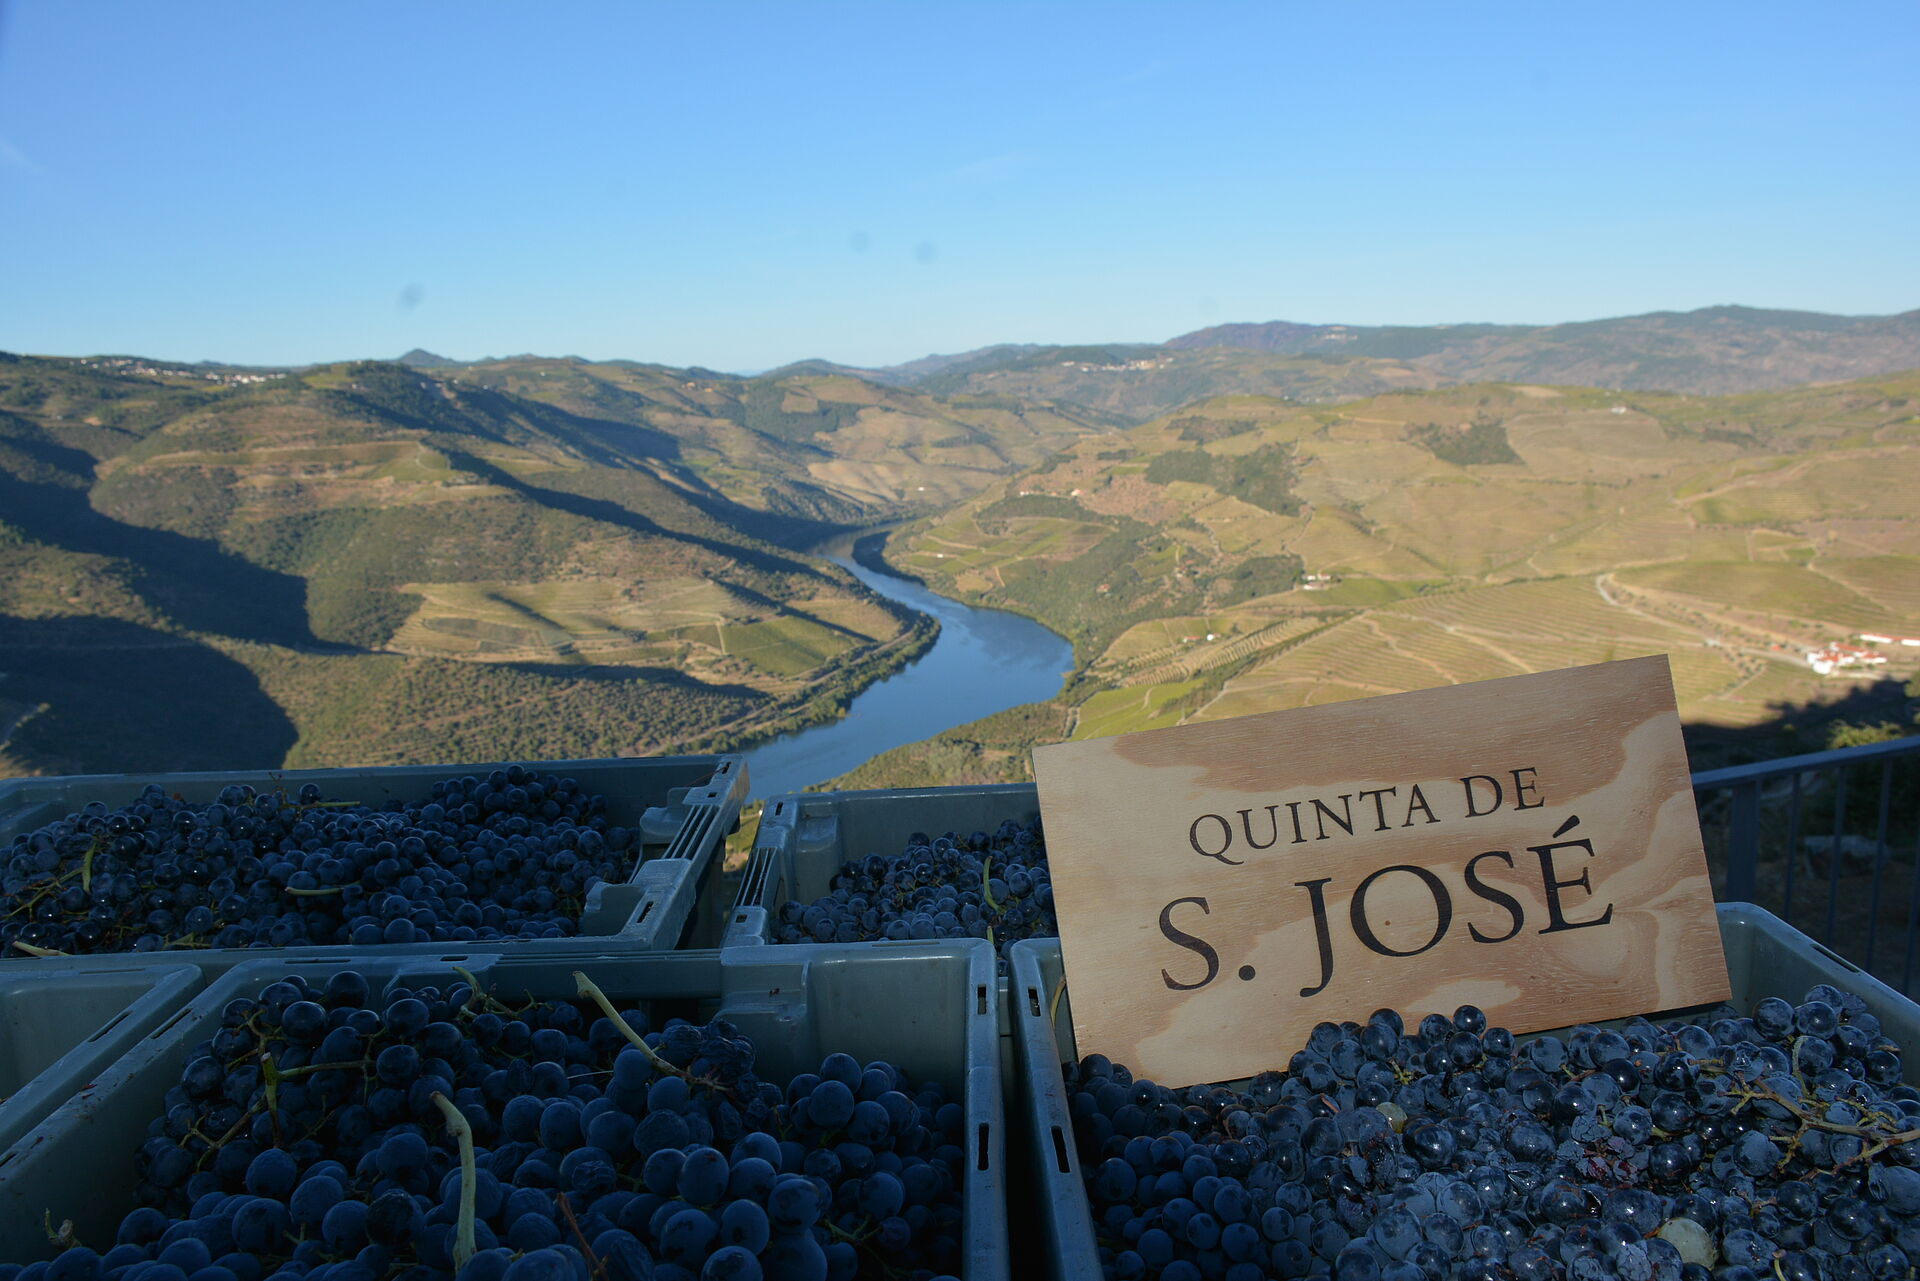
<box><xmin>0</xmin><ymin>356</ymin><xmax>971</xmax><ymax>774</ymax></box>
<box><xmin>850</xmin><ymin>370</ymin><xmax>1920</xmax><ymax>788</ymax></box>
<box><xmin>1110</xmin><ymin>615</ymin><xmax>1333</xmax><ymax>687</ymax></box>
<box><xmin>9</xmin><ymin>334</ymin><xmax>1920</xmax><ymax>784</ymax></box>
<box><xmin>1196</xmin><ymin>578</ymin><xmax>1743</xmax><ymax>721</ymax></box>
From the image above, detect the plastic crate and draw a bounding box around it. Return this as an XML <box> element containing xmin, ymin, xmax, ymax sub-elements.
<box><xmin>729</xmin><ymin>784</ymin><xmax>1041</xmax><ymax>938</ymax></box>
<box><xmin>0</xmin><ymin>755</ymin><xmax>748</xmax><ymax>971</ymax></box>
<box><xmin>0</xmin><ymin>964</ymin><xmax>203</xmax><ymax>1154</ymax></box>
<box><xmin>0</xmin><ymin>940</ymin><xmax>1009</xmax><ymax>1276</ymax></box>
<box><xmin>726</xmin><ymin>784</ymin><xmax>1044</xmax><ymax>1040</ymax></box>
<box><xmin>1009</xmin><ymin>902</ymin><xmax>1920</xmax><ymax>1281</ymax></box>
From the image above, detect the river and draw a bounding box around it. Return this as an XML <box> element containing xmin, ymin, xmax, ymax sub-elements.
<box><xmin>739</xmin><ymin>548</ymin><xmax>1074</xmax><ymax>799</ymax></box>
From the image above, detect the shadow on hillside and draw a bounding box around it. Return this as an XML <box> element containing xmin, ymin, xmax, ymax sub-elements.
<box><xmin>0</xmin><ymin>470</ymin><xmax>320</xmax><ymax>648</ymax></box>
<box><xmin>0</xmin><ymin>616</ymin><xmax>297</xmax><ymax>775</ymax></box>
<box><xmin>0</xmin><ymin>428</ymin><xmax>98</xmax><ymax>478</ymax></box>
<box><xmin>672</xmin><ymin>487</ymin><xmax>860</xmax><ymax>556</ymax></box>
<box><xmin>363</xmin><ymin>379</ymin><xmax>884</xmax><ymax>569</ymax></box>
<box><xmin>507</xmin><ymin>660</ymin><xmax>765</xmax><ymax>703</ymax></box>
<box><xmin>503</xmin><ymin>400</ymin><xmax>685</xmax><ymax>468</ymax></box>
<box><xmin>1682</xmin><ymin>676</ymin><xmax>1916</xmax><ymax>770</ymax></box>
<box><xmin>354</xmin><ymin>378</ymin><xmax>687</xmax><ymax>468</ymax></box>
<box><xmin>440</xmin><ymin>448</ymin><xmax>833</xmax><ymax>581</ymax></box>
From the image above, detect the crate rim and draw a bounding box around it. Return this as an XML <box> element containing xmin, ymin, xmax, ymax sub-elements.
<box><xmin>0</xmin><ymin>755</ymin><xmax>749</xmax><ymax>971</ymax></box>
<box><xmin>0</xmin><ymin>938</ymin><xmax>1008</xmax><ymax>1278</ymax></box>
<box><xmin>1005</xmin><ymin>902</ymin><xmax>1920</xmax><ymax>1281</ymax></box>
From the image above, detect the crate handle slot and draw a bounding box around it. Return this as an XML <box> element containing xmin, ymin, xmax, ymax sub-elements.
<box><xmin>976</xmin><ymin>985</ymin><xmax>987</xmax><ymax>1016</ymax></box>
<box><xmin>87</xmin><ymin>1011</ymin><xmax>132</xmax><ymax>1043</ymax></box>
<box><xmin>976</xmin><ymin>1122</ymin><xmax>991</xmax><ymax>1172</ymax></box>
<box><xmin>1026</xmin><ymin>986</ymin><xmax>1041</xmax><ymax>1018</ymax></box>
<box><xmin>149</xmin><ymin>1008</ymin><xmax>196</xmax><ymax>1040</ymax></box>
<box><xmin>1050</xmin><ymin>1125</ymin><xmax>1071</xmax><ymax>1174</ymax></box>
<box><xmin>1809</xmin><ymin>940</ymin><xmax>1863</xmax><ymax>973</ymax></box>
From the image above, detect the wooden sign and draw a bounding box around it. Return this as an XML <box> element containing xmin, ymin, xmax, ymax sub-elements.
<box><xmin>1031</xmin><ymin>656</ymin><xmax>1728</xmax><ymax>1088</ymax></box>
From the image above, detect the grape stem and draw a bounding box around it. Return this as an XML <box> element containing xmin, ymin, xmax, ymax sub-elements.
<box><xmin>272</xmin><ymin>1057</ymin><xmax>366</xmax><ymax>1082</ymax></box>
<box><xmin>451</xmin><ymin>965</ymin><xmax>517</xmax><ymax>1016</ymax></box>
<box><xmin>197</xmin><ymin>1101</ymin><xmax>265</xmax><ymax>1170</ymax></box>
<box><xmin>572</xmin><ymin>970</ymin><xmax>742</xmax><ymax>1104</ymax></box>
<box><xmin>1849</xmin><ymin>1130</ymin><xmax>1920</xmax><ymax>1167</ymax></box>
<box><xmin>430</xmin><ymin>1091</ymin><xmax>477</xmax><ymax>1271</ymax></box>
<box><xmin>1734</xmin><ymin>1079</ymin><xmax>1913</xmax><ymax>1138</ymax></box>
<box><xmin>258</xmin><ymin>1051</ymin><xmax>286</xmax><ymax>1147</ymax></box>
<box><xmin>982</xmin><ymin>856</ymin><xmax>1000</xmax><ymax>913</ymax></box>
<box><xmin>825</xmin><ymin>1218</ymin><xmax>875</xmax><ymax>1244</ymax></box>
<box><xmin>256</xmin><ymin>1052</ymin><xmax>365</xmax><ymax>1150</ymax></box>
<box><xmin>79</xmin><ymin>835</ymin><xmax>101</xmax><ymax>894</ymax></box>
<box><xmin>1729</xmin><ymin>1078</ymin><xmax>1920</xmax><ymax>1168</ymax></box>
<box><xmin>1</xmin><ymin>867</ymin><xmax>82</xmax><ymax>923</ymax></box>
<box><xmin>9</xmin><ymin>940</ymin><xmax>67</xmax><ymax>957</ymax></box>
<box><xmin>555</xmin><ymin>1192</ymin><xmax>607</xmax><ymax>1279</ymax></box>
<box><xmin>572</xmin><ymin>970</ymin><xmax>682</xmax><ymax>1079</ymax></box>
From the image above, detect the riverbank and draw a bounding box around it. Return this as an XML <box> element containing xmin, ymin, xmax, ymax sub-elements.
<box><xmin>847</xmin><ymin>529</ymin><xmax>925</xmax><ymax>586</ymax></box>
<box><xmin>733</xmin><ymin>549</ymin><xmax>1073</xmax><ymax>798</ymax></box>
<box><xmin>688</xmin><ymin>613</ymin><xmax>940</xmax><ymax>756</ymax></box>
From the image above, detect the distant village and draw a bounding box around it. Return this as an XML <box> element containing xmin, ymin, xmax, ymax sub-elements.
<box><xmin>1055</xmin><ymin>357</ymin><xmax>1168</xmax><ymax>373</ymax></box>
<box><xmin>77</xmin><ymin>356</ymin><xmax>276</xmax><ymax>386</ymax></box>
<box><xmin>1808</xmin><ymin>634</ymin><xmax>1920</xmax><ymax>676</ymax></box>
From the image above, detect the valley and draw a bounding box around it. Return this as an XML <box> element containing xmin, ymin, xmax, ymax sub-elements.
<box><xmin>0</xmin><ymin>353</ymin><xmax>1095</xmax><ymax>776</ymax></box>
<box><xmin>840</xmin><ymin>371</ymin><xmax>1920</xmax><ymax>788</ymax></box>
<box><xmin>3</xmin><ymin>305</ymin><xmax>1918</xmax><ymax>783</ymax></box>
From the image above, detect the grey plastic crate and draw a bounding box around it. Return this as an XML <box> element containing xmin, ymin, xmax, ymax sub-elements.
<box><xmin>726</xmin><ymin>784</ymin><xmax>1045</xmax><ymax>1053</ymax></box>
<box><xmin>0</xmin><ymin>755</ymin><xmax>747</xmax><ymax>971</ymax></box>
<box><xmin>0</xmin><ymin>940</ymin><xmax>1008</xmax><ymax>1276</ymax></box>
<box><xmin>0</xmin><ymin>964</ymin><xmax>203</xmax><ymax>1153</ymax></box>
<box><xmin>728</xmin><ymin>784</ymin><xmax>1041</xmax><ymax>943</ymax></box>
<box><xmin>1010</xmin><ymin>902</ymin><xmax>1920</xmax><ymax>1281</ymax></box>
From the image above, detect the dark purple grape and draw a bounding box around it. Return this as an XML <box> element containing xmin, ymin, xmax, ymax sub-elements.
<box><xmin>1063</xmin><ymin>982</ymin><xmax>1920</xmax><ymax>1281</ymax></box>
<box><xmin>0</xmin><ymin>768</ymin><xmax>630</xmax><ymax>956</ymax></box>
<box><xmin>5</xmin><ymin>961</ymin><xmax>973</xmax><ymax>1281</ymax></box>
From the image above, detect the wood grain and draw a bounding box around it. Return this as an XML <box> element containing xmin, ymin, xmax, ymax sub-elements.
<box><xmin>1031</xmin><ymin>656</ymin><xmax>1728</xmax><ymax>1088</ymax></box>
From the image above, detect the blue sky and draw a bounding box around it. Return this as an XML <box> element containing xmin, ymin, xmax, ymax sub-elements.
<box><xmin>1</xmin><ymin>3</ymin><xmax>1914</xmax><ymax>371</ymax></box>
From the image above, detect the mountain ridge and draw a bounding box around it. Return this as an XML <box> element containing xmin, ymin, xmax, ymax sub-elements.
<box><xmin>837</xmin><ymin>365</ymin><xmax>1920</xmax><ymax>790</ymax></box>
<box><xmin>32</xmin><ymin>303</ymin><xmax>1920</xmax><ymax>404</ymax></box>
<box><xmin>1159</xmin><ymin>305</ymin><xmax>1920</xmax><ymax>392</ymax></box>
<box><xmin>2</xmin><ymin>351</ymin><xmax>1105</xmax><ymax>775</ymax></box>
<box><xmin>875</xmin><ymin>304</ymin><xmax>1920</xmax><ymax>405</ymax></box>
<box><xmin>10</xmin><ymin>309</ymin><xmax>1920</xmax><ymax>778</ymax></box>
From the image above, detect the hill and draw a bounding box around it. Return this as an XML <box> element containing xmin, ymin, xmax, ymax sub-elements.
<box><xmin>867</xmin><ymin>344</ymin><xmax>1452</xmax><ymax>424</ymax></box>
<box><xmin>1163</xmin><ymin>306</ymin><xmax>1920</xmax><ymax>396</ymax></box>
<box><xmin>433</xmin><ymin>355</ymin><xmax>1108</xmax><ymax>523</ymax></box>
<box><xmin>14</xmin><ymin>328</ymin><xmax>1920</xmax><ymax>785</ymax></box>
<box><xmin>841</xmin><ymin>369</ymin><xmax>1920</xmax><ymax>787</ymax></box>
<box><xmin>0</xmin><ymin>352</ymin><xmax>1106</xmax><ymax>776</ymax></box>
<box><xmin>854</xmin><ymin>306</ymin><xmax>1920</xmax><ymax>427</ymax></box>
<box><xmin>397</xmin><ymin>349</ymin><xmax>458</xmax><ymax>369</ymax></box>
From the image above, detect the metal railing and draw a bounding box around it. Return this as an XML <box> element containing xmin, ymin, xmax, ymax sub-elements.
<box><xmin>1693</xmin><ymin>734</ymin><xmax>1920</xmax><ymax>991</ymax></box>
